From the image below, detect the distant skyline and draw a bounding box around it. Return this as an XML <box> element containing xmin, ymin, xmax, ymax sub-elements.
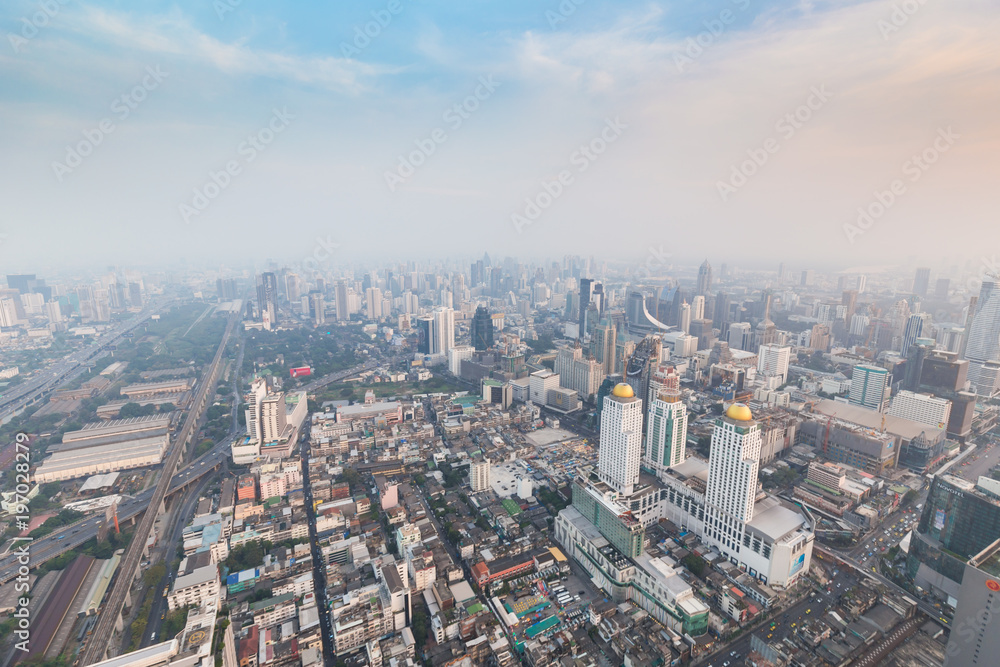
<box><xmin>2</xmin><ymin>0</ymin><xmax>998</xmax><ymax>270</ymax></box>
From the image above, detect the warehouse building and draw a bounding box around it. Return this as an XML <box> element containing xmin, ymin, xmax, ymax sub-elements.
<box><xmin>34</xmin><ymin>415</ymin><xmax>170</xmax><ymax>483</ymax></box>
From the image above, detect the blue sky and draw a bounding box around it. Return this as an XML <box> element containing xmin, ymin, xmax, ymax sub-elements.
<box><xmin>1</xmin><ymin>0</ymin><xmax>998</xmax><ymax>274</ymax></box>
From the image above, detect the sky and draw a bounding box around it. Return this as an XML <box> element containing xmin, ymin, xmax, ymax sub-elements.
<box><xmin>1</xmin><ymin>0</ymin><xmax>998</xmax><ymax>274</ymax></box>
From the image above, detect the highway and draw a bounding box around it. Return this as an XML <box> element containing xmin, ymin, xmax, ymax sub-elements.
<box><xmin>298</xmin><ymin>359</ymin><xmax>378</xmax><ymax>392</ymax></box>
<box><xmin>79</xmin><ymin>311</ymin><xmax>239</xmax><ymax>666</ymax></box>
<box><xmin>0</xmin><ymin>300</ymin><xmax>169</xmax><ymax>423</ymax></box>
<box><xmin>0</xmin><ymin>439</ymin><xmax>231</xmax><ymax>585</ymax></box>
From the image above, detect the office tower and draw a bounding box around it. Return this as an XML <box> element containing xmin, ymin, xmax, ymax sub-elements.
<box><xmin>901</xmin><ymin>313</ymin><xmax>930</xmax><ymax>356</ymax></box>
<box><xmin>938</xmin><ymin>324</ymin><xmax>965</xmax><ymax>354</ymax></box>
<box><xmin>679</xmin><ymin>301</ymin><xmax>691</xmax><ymax>334</ymax></box>
<box><xmin>309</xmin><ymin>291</ymin><xmax>325</xmax><ymax>326</ymax></box>
<box><xmin>470</xmin><ymin>460</ymin><xmax>491</xmax><ymax>492</ymax></box>
<box><xmin>598</xmin><ymin>383</ymin><xmax>643</xmax><ymax>496</ymax></box>
<box><xmin>856</xmin><ymin>274</ymin><xmax>867</xmax><ymax>293</ymax></box>
<box><xmin>697</xmin><ymin>260</ymin><xmax>712</xmax><ymax>296</ymax></box>
<box><xmin>256</xmin><ymin>272</ymin><xmax>279</xmax><ymax>329</ymax></box>
<box><xmin>849</xmin><ymin>363</ymin><xmax>890</xmax><ymax>411</ymax></box>
<box><xmin>691</xmin><ymin>295</ymin><xmax>705</xmax><ymax>321</ymax></box>
<box><xmin>579</xmin><ymin>277</ymin><xmax>592</xmax><ymax>332</ymax></box>
<box><xmin>431</xmin><ymin>307</ymin><xmax>454</xmax><ymax>355</ymax></box>
<box><xmin>644</xmin><ymin>389</ymin><xmax>687</xmax><ymax>477</ymax></box>
<box><xmin>471</xmin><ymin>260</ymin><xmax>484</xmax><ymax>287</ymax></box>
<box><xmin>471</xmin><ymin>305</ymin><xmax>494</xmax><ymax>351</ymax></box>
<box><xmin>529</xmin><ymin>369</ymin><xmax>560</xmax><ymax>404</ymax></box>
<box><xmin>416</xmin><ymin>316</ymin><xmax>432</xmax><ymax>355</ymax></box>
<box><xmin>335</xmin><ymin>281</ymin><xmax>350</xmax><ymax>321</ymax></box>
<box><xmin>758</xmin><ymin>344</ymin><xmax>791</xmax><ymax>384</ymax></box>
<box><xmin>799</xmin><ymin>269</ymin><xmax>813</xmax><ymax>286</ymax></box>
<box><xmin>555</xmin><ymin>343</ymin><xmax>602</xmax><ymax>402</ymax></box>
<box><xmin>888</xmin><ymin>390</ymin><xmax>951</xmax><ymax>428</ymax></box>
<box><xmin>965</xmin><ymin>278</ymin><xmax>1000</xmax><ymax>396</ymax></box>
<box><xmin>0</xmin><ymin>299</ymin><xmax>18</xmax><ymax>328</ymax></box>
<box><xmin>913</xmin><ymin>267</ymin><xmax>931</xmax><ymax>297</ymax></box>
<box><xmin>366</xmin><ymin>287</ymin><xmax>383</xmax><ymax>320</ymax></box>
<box><xmin>944</xmin><ymin>541</ymin><xmax>1000</xmax><ymax>667</ymax></box>
<box><xmin>592</xmin><ymin>283</ymin><xmax>605</xmax><ymax>318</ymax></box>
<box><xmin>45</xmin><ymin>300</ymin><xmax>63</xmax><ymax>324</ymax></box>
<box><xmin>705</xmin><ymin>404</ymin><xmax>762</xmax><ymax>552</ymax></box>
<box><xmin>728</xmin><ymin>322</ymin><xmax>752</xmax><ymax>351</ymax></box>
<box><xmin>714</xmin><ymin>291</ymin><xmax>731</xmax><ymax>329</ymax></box>
<box><xmin>841</xmin><ymin>290</ymin><xmax>858</xmax><ymax>324</ymax></box>
<box><xmin>591</xmin><ymin>319</ymin><xmax>617</xmax><ymax>375</ymax></box>
<box><xmin>285</xmin><ymin>273</ymin><xmax>301</xmax><ymax>304</ymax></box>
<box><xmin>260</xmin><ymin>394</ymin><xmax>288</xmax><ymax>442</ymax></box>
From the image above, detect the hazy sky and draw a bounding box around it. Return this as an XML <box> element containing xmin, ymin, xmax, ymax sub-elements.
<box><xmin>1</xmin><ymin>0</ymin><xmax>998</xmax><ymax>273</ymax></box>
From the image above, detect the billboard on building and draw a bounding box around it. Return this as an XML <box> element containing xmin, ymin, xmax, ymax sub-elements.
<box><xmin>289</xmin><ymin>366</ymin><xmax>312</xmax><ymax>377</ymax></box>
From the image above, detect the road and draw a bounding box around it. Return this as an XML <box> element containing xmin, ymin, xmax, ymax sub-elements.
<box><xmin>301</xmin><ymin>432</ymin><xmax>334</xmax><ymax>667</ymax></box>
<box><xmin>79</xmin><ymin>311</ymin><xmax>238</xmax><ymax>666</ymax></box>
<box><xmin>0</xmin><ymin>439</ymin><xmax>231</xmax><ymax>584</ymax></box>
<box><xmin>0</xmin><ymin>300</ymin><xmax>169</xmax><ymax>422</ymax></box>
<box><xmin>137</xmin><ymin>473</ymin><xmax>216</xmax><ymax>650</ymax></box>
<box><xmin>299</xmin><ymin>360</ymin><xmax>378</xmax><ymax>393</ymax></box>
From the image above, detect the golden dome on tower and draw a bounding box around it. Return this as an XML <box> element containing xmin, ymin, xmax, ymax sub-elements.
<box><xmin>726</xmin><ymin>403</ymin><xmax>753</xmax><ymax>421</ymax></box>
<box><xmin>611</xmin><ymin>383</ymin><xmax>635</xmax><ymax>398</ymax></box>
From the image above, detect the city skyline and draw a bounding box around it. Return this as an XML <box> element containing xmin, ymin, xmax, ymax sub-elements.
<box><xmin>1</xmin><ymin>0</ymin><xmax>998</xmax><ymax>269</ymax></box>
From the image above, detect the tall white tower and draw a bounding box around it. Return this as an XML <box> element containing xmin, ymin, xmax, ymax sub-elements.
<box><xmin>705</xmin><ymin>403</ymin><xmax>762</xmax><ymax>555</ymax></box>
<box><xmin>599</xmin><ymin>383</ymin><xmax>644</xmax><ymax>497</ymax></box>
<box><xmin>644</xmin><ymin>389</ymin><xmax>687</xmax><ymax>477</ymax></box>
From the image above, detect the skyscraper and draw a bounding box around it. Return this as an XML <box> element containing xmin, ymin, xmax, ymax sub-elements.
<box><xmin>697</xmin><ymin>260</ymin><xmax>712</xmax><ymax>296</ymax></box>
<box><xmin>644</xmin><ymin>389</ymin><xmax>687</xmax><ymax>477</ymax></box>
<box><xmin>470</xmin><ymin>305</ymin><xmax>494</xmax><ymax>351</ymax></box>
<box><xmin>256</xmin><ymin>272</ymin><xmax>278</xmax><ymax>329</ymax></box>
<box><xmin>309</xmin><ymin>291</ymin><xmax>325</xmax><ymax>326</ymax></box>
<box><xmin>598</xmin><ymin>383</ymin><xmax>643</xmax><ymax>497</ymax></box>
<box><xmin>913</xmin><ymin>267</ymin><xmax>931</xmax><ymax>297</ymax></box>
<box><xmin>579</xmin><ymin>277</ymin><xmax>592</xmax><ymax>333</ymax></box>
<box><xmin>757</xmin><ymin>344</ymin><xmax>791</xmax><ymax>384</ymax></box>
<box><xmin>335</xmin><ymin>280</ymin><xmax>350</xmax><ymax>321</ymax></box>
<box><xmin>901</xmin><ymin>313</ymin><xmax>930</xmax><ymax>356</ymax></box>
<box><xmin>705</xmin><ymin>404</ymin><xmax>762</xmax><ymax>554</ymax></box>
<box><xmin>849</xmin><ymin>363</ymin><xmax>890</xmax><ymax>411</ymax></box>
<box><xmin>965</xmin><ymin>278</ymin><xmax>1000</xmax><ymax>396</ymax></box>
<box><xmin>591</xmin><ymin>319</ymin><xmax>617</xmax><ymax>375</ymax></box>
<box><xmin>433</xmin><ymin>307</ymin><xmax>455</xmax><ymax>355</ymax></box>
<box><xmin>365</xmin><ymin>286</ymin><xmax>383</xmax><ymax>320</ymax></box>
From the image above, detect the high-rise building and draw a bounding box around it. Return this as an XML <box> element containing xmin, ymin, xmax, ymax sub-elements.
<box><xmin>470</xmin><ymin>459</ymin><xmax>491</xmax><ymax>492</ymax></box>
<box><xmin>335</xmin><ymin>280</ymin><xmax>350</xmax><ymax>321</ymax></box>
<box><xmin>704</xmin><ymin>404</ymin><xmax>762</xmax><ymax>554</ymax></box>
<box><xmin>728</xmin><ymin>322</ymin><xmax>753</xmax><ymax>351</ymax></box>
<box><xmin>244</xmin><ymin>378</ymin><xmax>269</xmax><ymax>442</ymax></box>
<box><xmin>432</xmin><ymin>307</ymin><xmax>454</xmax><ymax>355</ymax></box>
<box><xmin>857</xmin><ymin>274</ymin><xmax>867</xmax><ymax>293</ymax></box>
<box><xmin>888</xmin><ymin>390</ymin><xmax>951</xmax><ymax>428</ymax></box>
<box><xmin>644</xmin><ymin>389</ymin><xmax>687</xmax><ymax>477</ymax></box>
<box><xmin>598</xmin><ymin>383</ymin><xmax>643</xmax><ymax>496</ymax></box>
<box><xmin>943</xmin><ymin>540</ymin><xmax>1000</xmax><ymax>667</ymax></box>
<box><xmin>679</xmin><ymin>301</ymin><xmax>691</xmax><ymax>334</ymax></box>
<box><xmin>913</xmin><ymin>267</ymin><xmax>931</xmax><ymax>297</ymax></box>
<box><xmin>691</xmin><ymin>295</ymin><xmax>705</xmax><ymax>321</ymax></box>
<box><xmin>901</xmin><ymin>313</ymin><xmax>930</xmax><ymax>356</ymax></box>
<box><xmin>965</xmin><ymin>278</ymin><xmax>1000</xmax><ymax>396</ymax></box>
<box><xmin>470</xmin><ymin>305</ymin><xmax>494</xmax><ymax>351</ymax></box>
<box><xmin>697</xmin><ymin>260</ymin><xmax>712</xmax><ymax>296</ymax></box>
<box><xmin>256</xmin><ymin>272</ymin><xmax>279</xmax><ymax>329</ymax></box>
<box><xmin>365</xmin><ymin>287</ymin><xmax>383</xmax><ymax>320</ymax></box>
<box><xmin>849</xmin><ymin>363</ymin><xmax>890</xmax><ymax>412</ymax></box>
<box><xmin>416</xmin><ymin>316</ymin><xmax>432</xmax><ymax>355</ymax></box>
<box><xmin>591</xmin><ymin>319</ymin><xmax>617</xmax><ymax>375</ymax></box>
<box><xmin>935</xmin><ymin>278</ymin><xmax>951</xmax><ymax>300</ymax></box>
<box><xmin>841</xmin><ymin>290</ymin><xmax>858</xmax><ymax>324</ymax></box>
<box><xmin>578</xmin><ymin>277</ymin><xmax>592</xmax><ymax>333</ymax></box>
<box><xmin>309</xmin><ymin>291</ymin><xmax>325</xmax><ymax>326</ymax></box>
<box><xmin>757</xmin><ymin>344</ymin><xmax>791</xmax><ymax>385</ymax></box>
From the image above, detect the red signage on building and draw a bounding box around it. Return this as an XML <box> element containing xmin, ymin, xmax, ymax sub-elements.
<box><xmin>289</xmin><ymin>366</ymin><xmax>312</xmax><ymax>378</ymax></box>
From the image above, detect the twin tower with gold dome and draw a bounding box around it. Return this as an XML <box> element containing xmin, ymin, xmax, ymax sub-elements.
<box><xmin>609</xmin><ymin>382</ymin><xmax>753</xmax><ymax>421</ymax></box>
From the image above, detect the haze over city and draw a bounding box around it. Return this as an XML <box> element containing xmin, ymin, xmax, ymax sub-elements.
<box><xmin>2</xmin><ymin>0</ymin><xmax>998</xmax><ymax>270</ymax></box>
<box><xmin>3</xmin><ymin>2</ymin><xmax>1000</xmax><ymax>667</ymax></box>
